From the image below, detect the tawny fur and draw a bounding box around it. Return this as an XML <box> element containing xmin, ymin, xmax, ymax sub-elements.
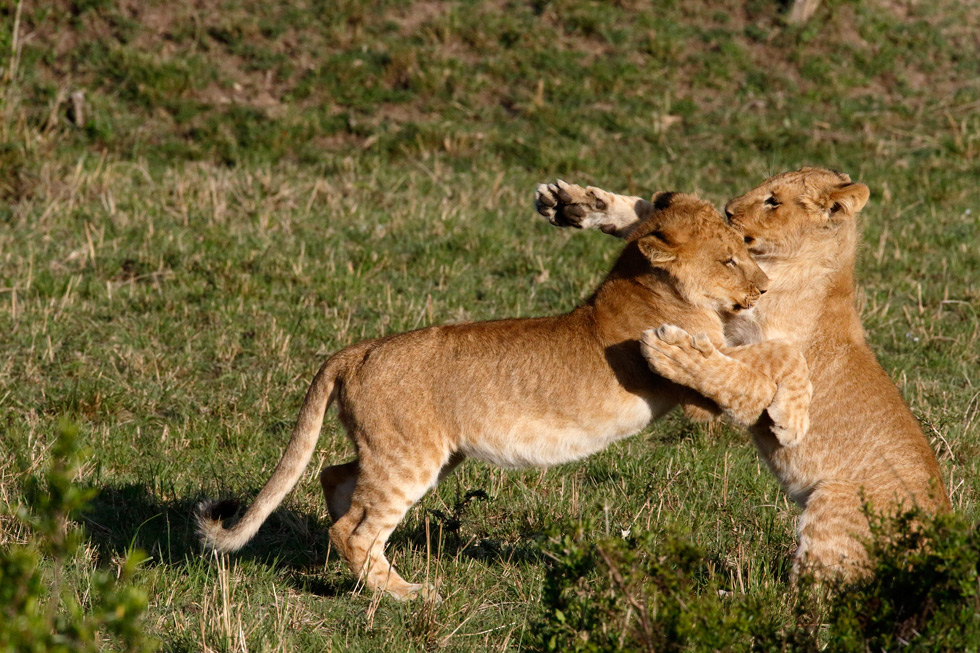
<box><xmin>557</xmin><ymin>169</ymin><xmax>951</xmax><ymax>581</ymax></box>
<box><xmin>196</xmin><ymin>192</ymin><xmax>802</xmax><ymax>601</ymax></box>
<box><xmin>536</xmin><ymin>182</ymin><xmax>813</xmax><ymax>441</ymax></box>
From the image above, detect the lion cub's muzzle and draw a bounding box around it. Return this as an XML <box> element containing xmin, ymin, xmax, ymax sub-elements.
<box><xmin>734</xmin><ymin>286</ymin><xmax>766</xmax><ymax>312</ymax></box>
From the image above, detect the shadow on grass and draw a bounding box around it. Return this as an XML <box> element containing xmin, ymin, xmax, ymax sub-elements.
<box><xmin>82</xmin><ymin>483</ymin><xmax>331</xmax><ymax>572</ymax></box>
<box><xmin>391</xmin><ymin>487</ymin><xmax>547</xmax><ymax>567</ymax></box>
<box><xmin>81</xmin><ymin>482</ymin><xmax>546</xmax><ymax>597</ymax></box>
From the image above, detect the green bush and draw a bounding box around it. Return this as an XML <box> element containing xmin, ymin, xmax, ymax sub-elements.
<box><xmin>0</xmin><ymin>420</ymin><xmax>155</xmax><ymax>653</ymax></box>
<box><xmin>826</xmin><ymin>510</ymin><xmax>980</xmax><ymax>650</ymax></box>
<box><xmin>535</xmin><ymin>521</ymin><xmax>787</xmax><ymax>652</ymax></box>
<box><xmin>535</xmin><ymin>510</ymin><xmax>980</xmax><ymax>651</ymax></box>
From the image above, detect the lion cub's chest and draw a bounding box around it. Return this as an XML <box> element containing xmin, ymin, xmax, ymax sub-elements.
<box><xmin>458</xmin><ymin>391</ymin><xmax>662</xmax><ymax>468</ymax></box>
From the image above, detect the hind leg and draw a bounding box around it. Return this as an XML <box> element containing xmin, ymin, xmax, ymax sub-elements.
<box><xmin>794</xmin><ymin>481</ymin><xmax>872</xmax><ymax>582</ymax></box>
<box><xmin>321</xmin><ymin>452</ymin><xmax>464</xmax><ymax>524</ymax></box>
<box><xmin>320</xmin><ymin>460</ymin><xmax>359</xmax><ymax>522</ymax></box>
<box><xmin>329</xmin><ymin>448</ymin><xmax>456</xmax><ymax>600</ymax></box>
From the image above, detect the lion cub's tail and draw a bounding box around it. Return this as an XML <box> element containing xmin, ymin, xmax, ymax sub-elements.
<box><xmin>195</xmin><ymin>355</ymin><xmax>345</xmax><ymax>553</ymax></box>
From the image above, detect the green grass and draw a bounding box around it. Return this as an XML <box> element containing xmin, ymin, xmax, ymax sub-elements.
<box><xmin>1</xmin><ymin>0</ymin><xmax>979</xmax><ymax>649</ymax></box>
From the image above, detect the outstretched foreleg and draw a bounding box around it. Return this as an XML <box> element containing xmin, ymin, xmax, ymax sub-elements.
<box><xmin>641</xmin><ymin>325</ymin><xmax>811</xmax><ymax>446</ymax></box>
<box><xmin>534</xmin><ymin>180</ymin><xmax>660</xmax><ymax>238</ymax></box>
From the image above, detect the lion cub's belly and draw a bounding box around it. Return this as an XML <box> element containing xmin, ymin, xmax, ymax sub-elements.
<box><xmin>458</xmin><ymin>393</ymin><xmax>660</xmax><ymax>468</ymax></box>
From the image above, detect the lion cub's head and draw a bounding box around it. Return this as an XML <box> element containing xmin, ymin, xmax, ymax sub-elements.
<box><xmin>724</xmin><ymin>167</ymin><xmax>870</xmax><ymax>259</ymax></box>
<box><xmin>627</xmin><ymin>192</ymin><xmax>769</xmax><ymax>314</ymax></box>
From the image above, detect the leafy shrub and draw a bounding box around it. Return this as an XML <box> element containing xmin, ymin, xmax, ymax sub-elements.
<box><xmin>535</xmin><ymin>510</ymin><xmax>980</xmax><ymax>651</ymax></box>
<box><xmin>534</xmin><ymin>521</ymin><xmax>787</xmax><ymax>652</ymax></box>
<box><xmin>0</xmin><ymin>420</ymin><xmax>155</xmax><ymax>653</ymax></box>
<box><xmin>826</xmin><ymin>509</ymin><xmax>980</xmax><ymax>650</ymax></box>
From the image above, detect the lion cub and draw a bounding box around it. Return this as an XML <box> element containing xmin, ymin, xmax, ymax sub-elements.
<box><xmin>552</xmin><ymin>170</ymin><xmax>951</xmax><ymax>580</ymax></box>
<box><xmin>197</xmin><ymin>192</ymin><xmax>799</xmax><ymax>600</ymax></box>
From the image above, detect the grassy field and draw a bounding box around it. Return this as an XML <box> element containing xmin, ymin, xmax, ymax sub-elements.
<box><xmin>2</xmin><ymin>0</ymin><xmax>979</xmax><ymax>649</ymax></box>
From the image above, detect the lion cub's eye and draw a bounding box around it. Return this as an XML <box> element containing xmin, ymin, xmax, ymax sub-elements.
<box><xmin>764</xmin><ymin>195</ymin><xmax>780</xmax><ymax>208</ymax></box>
<box><xmin>724</xmin><ymin>257</ymin><xmax>737</xmax><ymax>267</ymax></box>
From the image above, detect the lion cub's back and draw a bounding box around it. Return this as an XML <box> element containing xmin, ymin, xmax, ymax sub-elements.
<box><xmin>335</xmin><ymin>314</ymin><xmax>660</xmax><ymax>468</ymax></box>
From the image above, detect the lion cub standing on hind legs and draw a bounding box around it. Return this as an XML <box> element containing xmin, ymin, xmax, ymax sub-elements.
<box><xmin>197</xmin><ymin>191</ymin><xmax>811</xmax><ymax>601</ymax></box>
<box><xmin>544</xmin><ymin>169</ymin><xmax>951</xmax><ymax>581</ymax></box>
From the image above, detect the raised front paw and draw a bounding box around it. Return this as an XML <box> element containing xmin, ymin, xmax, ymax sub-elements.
<box><xmin>640</xmin><ymin>325</ymin><xmax>717</xmax><ymax>388</ymax></box>
<box><xmin>534</xmin><ymin>180</ymin><xmax>614</xmax><ymax>231</ymax></box>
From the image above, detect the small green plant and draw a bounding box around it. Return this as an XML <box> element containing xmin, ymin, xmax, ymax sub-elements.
<box><xmin>825</xmin><ymin>509</ymin><xmax>980</xmax><ymax>650</ymax></box>
<box><xmin>535</xmin><ymin>511</ymin><xmax>980</xmax><ymax>651</ymax></box>
<box><xmin>0</xmin><ymin>420</ymin><xmax>155</xmax><ymax>653</ymax></box>
<box><xmin>534</xmin><ymin>521</ymin><xmax>787</xmax><ymax>652</ymax></box>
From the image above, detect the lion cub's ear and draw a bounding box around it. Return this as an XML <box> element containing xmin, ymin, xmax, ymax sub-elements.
<box><xmin>802</xmin><ymin>182</ymin><xmax>869</xmax><ymax>221</ymax></box>
<box><xmin>829</xmin><ymin>182</ymin><xmax>870</xmax><ymax>217</ymax></box>
<box><xmin>819</xmin><ymin>182</ymin><xmax>870</xmax><ymax>220</ymax></box>
<box><xmin>637</xmin><ymin>229</ymin><xmax>681</xmax><ymax>264</ymax></box>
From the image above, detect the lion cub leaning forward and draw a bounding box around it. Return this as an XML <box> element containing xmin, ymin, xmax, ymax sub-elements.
<box><xmin>197</xmin><ymin>192</ymin><xmax>806</xmax><ymax>601</ymax></box>
<box><xmin>545</xmin><ymin>170</ymin><xmax>951</xmax><ymax>580</ymax></box>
